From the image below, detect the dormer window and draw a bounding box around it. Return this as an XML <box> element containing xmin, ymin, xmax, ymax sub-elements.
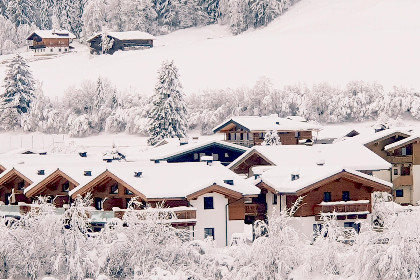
<box><xmin>84</xmin><ymin>171</ymin><xmax>92</xmax><ymax>176</ymax></box>
<box><xmin>134</xmin><ymin>171</ymin><xmax>142</xmax><ymax>177</ymax></box>
<box><xmin>224</xmin><ymin>179</ymin><xmax>234</xmax><ymax>185</ymax></box>
<box><xmin>291</xmin><ymin>174</ymin><xmax>300</xmax><ymax>181</ymax></box>
<box><xmin>125</xmin><ymin>188</ymin><xmax>133</xmax><ymax>195</ymax></box>
<box><xmin>79</xmin><ymin>152</ymin><xmax>87</xmax><ymax>157</ymax></box>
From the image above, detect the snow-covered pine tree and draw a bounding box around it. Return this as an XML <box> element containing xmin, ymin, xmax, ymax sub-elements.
<box><xmin>6</xmin><ymin>0</ymin><xmax>36</xmax><ymax>27</ymax></box>
<box><xmin>55</xmin><ymin>0</ymin><xmax>85</xmax><ymax>36</ymax></box>
<box><xmin>200</xmin><ymin>0</ymin><xmax>219</xmax><ymax>23</ymax></box>
<box><xmin>228</xmin><ymin>0</ymin><xmax>251</xmax><ymax>35</ymax></box>
<box><xmin>249</xmin><ymin>0</ymin><xmax>280</xmax><ymax>28</ymax></box>
<box><xmin>81</xmin><ymin>0</ymin><xmax>108</xmax><ymax>38</ymax></box>
<box><xmin>153</xmin><ymin>0</ymin><xmax>178</xmax><ymax>32</ymax></box>
<box><xmin>38</xmin><ymin>0</ymin><xmax>54</xmax><ymax>29</ymax></box>
<box><xmin>0</xmin><ymin>54</ymin><xmax>35</xmax><ymax>130</ymax></box>
<box><xmin>100</xmin><ymin>32</ymin><xmax>114</xmax><ymax>54</ymax></box>
<box><xmin>262</xmin><ymin>130</ymin><xmax>281</xmax><ymax>145</ymax></box>
<box><xmin>147</xmin><ymin>60</ymin><xmax>188</xmax><ymax>145</ymax></box>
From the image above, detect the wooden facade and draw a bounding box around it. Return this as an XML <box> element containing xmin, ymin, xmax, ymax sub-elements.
<box><xmin>25</xmin><ymin>169</ymin><xmax>78</xmax><ymax>208</ymax></box>
<box><xmin>218</xmin><ymin>123</ymin><xmax>313</xmax><ymax>147</ymax></box>
<box><xmin>70</xmin><ymin>170</ymin><xmax>146</xmax><ymax>211</ymax></box>
<box><xmin>281</xmin><ymin>172</ymin><xmax>391</xmax><ymax>218</ymax></box>
<box><xmin>88</xmin><ymin>34</ymin><xmax>154</xmax><ymax>55</ymax></box>
<box><xmin>230</xmin><ymin>151</ymin><xmax>273</xmax><ymax>175</ymax></box>
<box><xmin>0</xmin><ymin>169</ymin><xmax>33</xmax><ymax>205</ymax></box>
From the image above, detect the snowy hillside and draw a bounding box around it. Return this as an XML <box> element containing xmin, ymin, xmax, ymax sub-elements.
<box><xmin>1</xmin><ymin>0</ymin><xmax>420</xmax><ymax>98</ymax></box>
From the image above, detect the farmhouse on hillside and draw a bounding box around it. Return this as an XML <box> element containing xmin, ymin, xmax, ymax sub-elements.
<box><xmin>27</xmin><ymin>30</ymin><xmax>76</xmax><ymax>55</ymax></box>
<box><xmin>87</xmin><ymin>31</ymin><xmax>156</xmax><ymax>54</ymax></box>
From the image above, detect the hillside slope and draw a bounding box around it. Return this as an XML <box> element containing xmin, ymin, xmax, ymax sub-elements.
<box><xmin>0</xmin><ymin>0</ymin><xmax>419</xmax><ymax>98</ymax></box>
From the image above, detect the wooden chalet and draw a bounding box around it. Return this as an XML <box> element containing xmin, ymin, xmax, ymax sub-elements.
<box><xmin>213</xmin><ymin>115</ymin><xmax>321</xmax><ymax>147</ymax></box>
<box><xmin>257</xmin><ymin>167</ymin><xmax>393</xmax><ymax>235</ymax></box>
<box><xmin>0</xmin><ymin>168</ymin><xmax>33</xmax><ymax>205</ymax></box>
<box><xmin>27</xmin><ymin>30</ymin><xmax>76</xmax><ymax>55</ymax></box>
<box><xmin>24</xmin><ymin>169</ymin><xmax>79</xmax><ymax>207</ymax></box>
<box><xmin>87</xmin><ymin>31</ymin><xmax>155</xmax><ymax>54</ymax></box>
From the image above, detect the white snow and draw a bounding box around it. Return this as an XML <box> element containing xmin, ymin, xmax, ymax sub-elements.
<box><xmin>1</xmin><ymin>0</ymin><xmax>420</xmax><ymax>97</ymax></box>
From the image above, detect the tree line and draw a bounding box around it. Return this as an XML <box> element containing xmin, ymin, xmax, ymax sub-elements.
<box><xmin>1</xmin><ymin>54</ymin><xmax>418</xmax><ymax>139</ymax></box>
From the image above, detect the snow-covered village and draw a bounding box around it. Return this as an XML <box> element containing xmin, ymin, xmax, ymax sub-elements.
<box><xmin>0</xmin><ymin>0</ymin><xmax>419</xmax><ymax>279</ymax></box>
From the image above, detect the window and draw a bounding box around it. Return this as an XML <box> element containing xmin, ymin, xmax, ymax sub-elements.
<box><xmin>125</xmin><ymin>188</ymin><xmax>133</xmax><ymax>195</ymax></box>
<box><xmin>62</xmin><ymin>182</ymin><xmax>70</xmax><ymax>192</ymax></box>
<box><xmin>50</xmin><ymin>48</ymin><xmax>53</xmax><ymax>52</ymax></box>
<box><xmin>295</xmin><ymin>131</ymin><xmax>300</xmax><ymax>138</ymax></box>
<box><xmin>394</xmin><ymin>169</ymin><xmax>398</xmax><ymax>175</ymax></box>
<box><xmin>5</xmin><ymin>193</ymin><xmax>11</xmax><ymax>205</ymax></box>
<box><xmin>212</xmin><ymin>153</ymin><xmax>219</xmax><ymax>161</ymax></box>
<box><xmin>94</xmin><ymin>197</ymin><xmax>103</xmax><ymax>210</ymax></box>
<box><xmin>402</xmin><ymin>147</ymin><xmax>407</xmax><ymax>156</ymax></box>
<box><xmin>272</xmin><ymin>194</ymin><xmax>277</xmax><ymax>205</ymax></box>
<box><xmin>396</xmin><ymin>189</ymin><xmax>404</xmax><ymax>197</ymax></box>
<box><xmin>342</xmin><ymin>191</ymin><xmax>350</xmax><ymax>202</ymax></box>
<box><xmin>64</xmin><ymin>48</ymin><xmax>67</xmax><ymax>52</ymax></box>
<box><xmin>401</xmin><ymin>166</ymin><xmax>411</xmax><ymax>176</ymax></box>
<box><xmin>225</xmin><ymin>152</ymin><xmax>229</xmax><ymax>158</ymax></box>
<box><xmin>204</xmin><ymin>197</ymin><xmax>214</xmax><ymax>209</ymax></box>
<box><xmin>204</xmin><ymin>228</ymin><xmax>215</xmax><ymax>240</ymax></box>
<box><xmin>224</xmin><ymin>179</ymin><xmax>234</xmax><ymax>185</ymax></box>
<box><xmin>323</xmin><ymin>192</ymin><xmax>331</xmax><ymax>202</ymax></box>
<box><xmin>344</xmin><ymin>222</ymin><xmax>360</xmax><ymax>234</ymax></box>
<box><xmin>18</xmin><ymin>181</ymin><xmax>25</xmax><ymax>190</ymax></box>
<box><xmin>110</xmin><ymin>184</ymin><xmax>118</xmax><ymax>194</ymax></box>
<box><xmin>59</xmin><ymin>48</ymin><xmax>61</xmax><ymax>52</ymax></box>
<box><xmin>193</xmin><ymin>153</ymin><xmax>198</xmax><ymax>160</ymax></box>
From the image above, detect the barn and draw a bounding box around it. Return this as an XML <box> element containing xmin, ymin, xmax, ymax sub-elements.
<box><xmin>87</xmin><ymin>31</ymin><xmax>156</xmax><ymax>54</ymax></box>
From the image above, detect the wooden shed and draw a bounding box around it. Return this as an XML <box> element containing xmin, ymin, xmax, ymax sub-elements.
<box><xmin>87</xmin><ymin>31</ymin><xmax>156</xmax><ymax>54</ymax></box>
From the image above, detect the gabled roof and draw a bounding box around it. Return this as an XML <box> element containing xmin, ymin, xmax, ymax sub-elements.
<box><xmin>24</xmin><ymin>168</ymin><xmax>79</xmax><ymax>197</ymax></box>
<box><xmin>150</xmin><ymin>140</ymin><xmax>249</xmax><ymax>161</ymax></box>
<box><xmin>355</xmin><ymin>129</ymin><xmax>410</xmax><ymax>146</ymax></box>
<box><xmin>0</xmin><ymin>167</ymin><xmax>34</xmax><ymax>186</ymax></box>
<box><xmin>87</xmin><ymin>31</ymin><xmax>156</xmax><ymax>42</ymax></box>
<box><xmin>260</xmin><ymin>166</ymin><xmax>392</xmax><ymax>195</ymax></box>
<box><xmin>384</xmin><ymin>135</ymin><xmax>420</xmax><ymax>151</ymax></box>
<box><xmin>212</xmin><ymin>115</ymin><xmax>322</xmax><ymax>133</ymax></box>
<box><xmin>70</xmin><ymin>169</ymin><xmax>147</xmax><ymax>201</ymax></box>
<box><xmin>27</xmin><ymin>30</ymin><xmax>76</xmax><ymax>40</ymax></box>
<box><xmin>228</xmin><ymin>142</ymin><xmax>391</xmax><ymax>172</ymax></box>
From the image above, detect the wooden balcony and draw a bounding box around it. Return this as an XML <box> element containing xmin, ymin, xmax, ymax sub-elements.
<box><xmin>393</xmin><ymin>175</ymin><xmax>413</xmax><ymax>187</ymax></box>
<box><xmin>245</xmin><ymin>203</ymin><xmax>267</xmax><ymax>217</ymax></box>
<box><xmin>386</xmin><ymin>155</ymin><xmax>413</xmax><ymax>163</ymax></box>
<box><xmin>314</xmin><ymin>200</ymin><xmax>370</xmax><ymax>215</ymax></box>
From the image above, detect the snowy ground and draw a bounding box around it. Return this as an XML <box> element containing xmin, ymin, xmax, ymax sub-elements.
<box><xmin>1</xmin><ymin>0</ymin><xmax>419</xmax><ymax>98</ymax></box>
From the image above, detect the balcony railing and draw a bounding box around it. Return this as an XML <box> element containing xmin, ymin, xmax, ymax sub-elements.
<box><xmin>245</xmin><ymin>203</ymin><xmax>267</xmax><ymax>216</ymax></box>
<box><xmin>225</xmin><ymin>140</ymin><xmax>254</xmax><ymax>148</ymax></box>
<box><xmin>387</xmin><ymin>155</ymin><xmax>413</xmax><ymax>163</ymax></box>
<box><xmin>393</xmin><ymin>175</ymin><xmax>413</xmax><ymax>187</ymax></box>
<box><xmin>315</xmin><ymin>200</ymin><xmax>370</xmax><ymax>214</ymax></box>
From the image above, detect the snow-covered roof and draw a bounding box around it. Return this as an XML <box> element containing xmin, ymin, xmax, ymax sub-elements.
<box><xmin>69</xmin><ymin>162</ymin><xmax>260</xmax><ymax>199</ymax></box>
<box><xmin>87</xmin><ymin>31</ymin><xmax>156</xmax><ymax>42</ymax></box>
<box><xmin>343</xmin><ymin>128</ymin><xmax>411</xmax><ymax>146</ymax></box>
<box><xmin>150</xmin><ymin>140</ymin><xmax>249</xmax><ymax>161</ymax></box>
<box><xmin>228</xmin><ymin>142</ymin><xmax>391</xmax><ymax>171</ymax></box>
<box><xmin>384</xmin><ymin>135</ymin><xmax>420</xmax><ymax>151</ymax></box>
<box><xmin>260</xmin><ymin>166</ymin><xmax>393</xmax><ymax>194</ymax></box>
<box><xmin>27</xmin><ymin>30</ymin><xmax>76</xmax><ymax>40</ymax></box>
<box><xmin>212</xmin><ymin>115</ymin><xmax>322</xmax><ymax>133</ymax></box>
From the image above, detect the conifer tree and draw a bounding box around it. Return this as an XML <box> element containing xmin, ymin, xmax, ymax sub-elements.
<box><xmin>147</xmin><ymin>60</ymin><xmax>188</xmax><ymax>145</ymax></box>
<box><xmin>0</xmin><ymin>54</ymin><xmax>35</xmax><ymax>130</ymax></box>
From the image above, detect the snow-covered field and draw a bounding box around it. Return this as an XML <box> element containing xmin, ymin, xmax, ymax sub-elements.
<box><xmin>1</xmin><ymin>0</ymin><xmax>419</xmax><ymax>98</ymax></box>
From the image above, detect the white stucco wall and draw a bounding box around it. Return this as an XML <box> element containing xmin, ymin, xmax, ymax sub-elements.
<box><xmin>266</xmin><ymin>192</ymin><xmax>281</xmax><ymax>218</ymax></box>
<box><xmin>372</xmin><ymin>169</ymin><xmax>391</xmax><ymax>182</ymax></box>
<box><xmin>288</xmin><ymin>215</ymin><xmax>372</xmax><ymax>241</ymax></box>
<box><xmin>33</xmin><ymin>46</ymin><xmax>70</xmax><ymax>56</ymax></box>
<box><xmin>412</xmin><ymin>165</ymin><xmax>420</xmax><ymax>205</ymax></box>
<box><xmin>190</xmin><ymin>192</ymin><xmax>245</xmax><ymax>247</ymax></box>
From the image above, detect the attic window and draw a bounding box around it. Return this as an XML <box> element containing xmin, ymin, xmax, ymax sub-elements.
<box><xmin>18</xmin><ymin>181</ymin><xmax>25</xmax><ymax>190</ymax></box>
<box><xmin>110</xmin><ymin>184</ymin><xmax>118</xmax><ymax>194</ymax></box>
<box><xmin>224</xmin><ymin>179</ymin><xmax>234</xmax><ymax>185</ymax></box>
<box><xmin>62</xmin><ymin>182</ymin><xmax>70</xmax><ymax>192</ymax></box>
<box><xmin>84</xmin><ymin>171</ymin><xmax>92</xmax><ymax>176</ymax></box>
<box><xmin>134</xmin><ymin>171</ymin><xmax>142</xmax><ymax>177</ymax></box>
<box><xmin>79</xmin><ymin>152</ymin><xmax>87</xmax><ymax>158</ymax></box>
<box><xmin>291</xmin><ymin>174</ymin><xmax>300</xmax><ymax>181</ymax></box>
<box><xmin>37</xmin><ymin>170</ymin><xmax>45</xmax><ymax>175</ymax></box>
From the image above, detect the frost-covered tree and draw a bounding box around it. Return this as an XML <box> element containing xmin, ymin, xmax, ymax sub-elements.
<box><xmin>81</xmin><ymin>0</ymin><xmax>107</xmax><ymax>38</ymax></box>
<box><xmin>100</xmin><ymin>32</ymin><xmax>114</xmax><ymax>54</ymax></box>
<box><xmin>54</xmin><ymin>0</ymin><xmax>86</xmax><ymax>36</ymax></box>
<box><xmin>200</xmin><ymin>0</ymin><xmax>219</xmax><ymax>23</ymax></box>
<box><xmin>0</xmin><ymin>54</ymin><xmax>35</xmax><ymax>130</ymax></box>
<box><xmin>228</xmin><ymin>0</ymin><xmax>251</xmax><ymax>35</ymax></box>
<box><xmin>263</xmin><ymin>130</ymin><xmax>281</xmax><ymax>145</ymax></box>
<box><xmin>38</xmin><ymin>0</ymin><xmax>54</xmax><ymax>29</ymax></box>
<box><xmin>249</xmin><ymin>0</ymin><xmax>280</xmax><ymax>28</ymax></box>
<box><xmin>6</xmin><ymin>0</ymin><xmax>36</xmax><ymax>27</ymax></box>
<box><xmin>148</xmin><ymin>60</ymin><xmax>188</xmax><ymax>145</ymax></box>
